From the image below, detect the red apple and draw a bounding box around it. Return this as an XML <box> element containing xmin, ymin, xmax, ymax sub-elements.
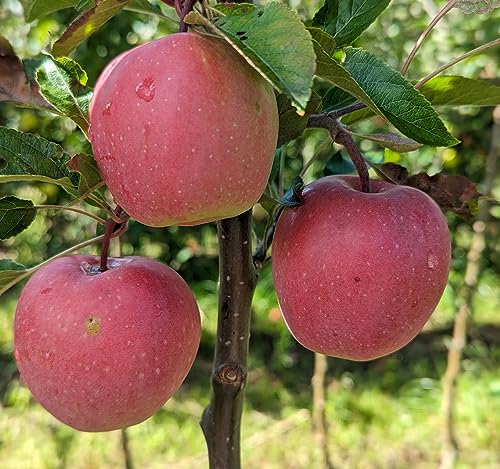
<box><xmin>272</xmin><ymin>175</ymin><xmax>451</xmax><ymax>361</ymax></box>
<box><xmin>89</xmin><ymin>32</ymin><xmax>278</xmax><ymax>227</ymax></box>
<box><xmin>14</xmin><ymin>255</ymin><xmax>201</xmax><ymax>431</ymax></box>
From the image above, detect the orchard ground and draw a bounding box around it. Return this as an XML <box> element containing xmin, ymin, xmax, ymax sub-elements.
<box><xmin>1</xmin><ymin>263</ymin><xmax>499</xmax><ymax>469</ymax></box>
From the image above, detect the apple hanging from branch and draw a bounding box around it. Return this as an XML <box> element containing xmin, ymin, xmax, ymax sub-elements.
<box><xmin>89</xmin><ymin>32</ymin><xmax>279</xmax><ymax>227</ymax></box>
<box><xmin>14</xmin><ymin>255</ymin><xmax>201</xmax><ymax>431</ymax></box>
<box><xmin>272</xmin><ymin>175</ymin><xmax>451</xmax><ymax>361</ymax></box>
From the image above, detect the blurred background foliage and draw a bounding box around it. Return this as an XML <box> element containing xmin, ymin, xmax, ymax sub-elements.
<box><xmin>0</xmin><ymin>0</ymin><xmax>499</xmax><ymax>467</ymax></box>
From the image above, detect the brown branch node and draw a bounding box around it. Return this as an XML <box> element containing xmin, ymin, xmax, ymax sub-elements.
<box><xmin>215</xmin><ymin>364</ymin><xmax>247</xmax><ymax>386</ymax></box>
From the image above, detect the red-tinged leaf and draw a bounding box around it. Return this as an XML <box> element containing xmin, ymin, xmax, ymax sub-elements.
<box><xmin>0</xmin><ymin>36</ymin><xmax>49</xmax><ymax>108</ymax></box>
<box><xmin>407</xmin><ymin>172</ymin><xmax>481</xmax><ymax>218</ymax></box>
<box><xmin>370</xmin><ymin>162</ymin><xmax>409</xmax><ymax>185</ymax></box>
<box><xmin>373</xmin><ymin>163</ymin><xmax>481</xmax><ymax>218</ymax></box>
<box><xmin>52</xmin><ymin>0</ymin><xmax>129</xmax><ymax>57</ymax></box>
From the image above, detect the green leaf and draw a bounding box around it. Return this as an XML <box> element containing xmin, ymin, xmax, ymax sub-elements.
<box><xmin>185</xmin><ymin>3</ymin><xmax>316</xmax><ymax>114</ymax></box>
<box><xmin>350</xmin><ymin>132</ymin><xmax>422</xmax><ymax>152</ymax></box>
<box><xmin>211</xmin><ymin>3</ymin><xmax>256</xmax><ymax>15</ymax></box>
<box><xmin>313</xmin><ymin>38</ymin><xmax>381</xmax><ymax>114</ymax></box>
<box><xmin>323</xmin><ymin>150</ymin><xmax>355</xmax><ymax>176</ymax></box>
<box><xmin>0</xmin><ymin>127</ymin><xmax>79</xmax><ymax>191</ymax></box>
<box><xmin>67</xmin><ymin>153</ymin><xmax>103</xmax><ymax>197</ymax></box>
<box><xmin>277</xmin><ymin>91</ymin><xmax>321</xmax><ymax>147</ymax></box>
<box><xmin>126</xmin><ymin>0</ymin><xmax>172</xmax><ymax>18</ymax></box>
<box><xmin>314</xmin><ymin>44</ymin><xmax>459</xmax><ymax>147</ymax></box>
<box><xmin>268</xmin><ymin>148</ymin><xmax>282</xmax><ymax>186</ymax></box>
<box><xmin>342</xmin><ymin>48</ymin><xmax>458</xmax><ymax>146</ymax></box>
<box><xmin>340</xmin><ymin>76</ymin><xmax>500</xmax><ymax>126</ymax></box>
<box><xmin>312</xmin><ymin>0</ymin><xmax>391</xmax><ymax>48</ymax></box>
<box><xmin>308</xmin><ymin>27</ymin><xmax>337</xmax><ymax>55</ymax></box>
<box><xmin>76</xmin><ymin>0</ymin><xmax>95</xmax><ymax>11</ymax></box>
<box><xmin>258</xmin><ymin>192</ymin><xmax>280</xmax><ymax>215</ymax></box>
<box><xmin>52</xmin><ymin>0</ymin><xmax>130</xmax><ymax>57</ymax></box>
<box><xmin>36</xmin><ymin>56</ymin><xmax>92</xmax><ymax>133</ymax></box>
<box><xmin>419</xmin><ymin>76</ymin><xmax>500</xmax><ymax>107</ymax></box>
<box><xmin>0</xmin><ymin>259</ymin><xmax>26</xmax><ymax>271</ymax></box>
<box><xmin>311</xmin><ymin>0</ymin><xmax>338</xmax><ymax>33</ymax></box>
<box><xmin>0</xmin><ymin>260</ymin><xmax>30</xmax><ymax>295</ymax></box>
<box><xmin>455</xmin><ymin>0</ymin><xmax>500</xmax><ymax>14</ymax></box>
<box><xmin>0</xmin><ymin>196</ymin><xmax>36</xmax><ymax>240</ymax></box>
<box><xmin>21</xmin><ymin>0</ymin><xmax>78</xmax><ymax>22</ymax></box>
<box><xmin>322</xmin><ymin>85</ymin><xmax>356</xmax><ymax>112</ymax></box>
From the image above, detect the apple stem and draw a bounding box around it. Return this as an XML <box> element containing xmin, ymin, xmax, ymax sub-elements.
<box><xmin>200</xmin><ymin>210</ymin><xmax>257</xmax><ymax>469</ymax></box>
<box><xmin>99</xmin><ymin>206</ymin><xmax>128</xmax><ymax>272</ymax></box>
<box><xmin>334</xmin><ymin>130</ymin><xmax>370</xmax><ymax>193</ymax></box>
<box><xmin>307</xmin><ymin>114</ymin><xmax>370</xmax><ymax>193</ymax></box>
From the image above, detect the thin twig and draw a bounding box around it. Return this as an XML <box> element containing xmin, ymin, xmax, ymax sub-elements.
<box><xmin>415</xmin><ymin>38</ymin><xmax>500</xmax><ymax>89</ymax></box>
<box><xmin>0</xmin><ymin>234</ymin><xmax>106</xmax><ymax>297</ymax></box>
<box><xmin>124</xmin><ymin>4</ymin><xmax>180</xmax><ymax>23</ymax></box>
<box><xmin>121</xmin><ymin>426</ymin><xmax>134</xmax><ymax>469</ymax></box>
<box><xmin>300</xmin><ymin>135</ymin><xmax>334</xmax><ymax>178</ymax></box>
<box><xmin>33</xmin><ymin>204</ymin><xmax>107</xmax><ymax>225</ymax></box>
<box><xmin>400</xmin><ymin>0</ymin><xmax>458</xmax><ymax>76</ymax></box>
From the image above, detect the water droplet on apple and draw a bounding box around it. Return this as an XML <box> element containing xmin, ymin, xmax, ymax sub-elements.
<box><xmin>135</xmin><ymin>77</ymin><xmax>156</xmax><ymax>102</ymax></box>
<box><xmin>427</xmin><ymin>254</ymin><xmax>438</xmax><ymax>269</ymax></box>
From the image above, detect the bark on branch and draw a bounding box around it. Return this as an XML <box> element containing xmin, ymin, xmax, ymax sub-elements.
<box><xmin>200</xmin><ymin>210</ymin><xmax>257</xmax><ymax>469</ymax></box>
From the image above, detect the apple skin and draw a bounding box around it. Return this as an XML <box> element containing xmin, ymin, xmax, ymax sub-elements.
<box><xmin>14</xmin><ymin>255</ymin><xmax>201</xmax><ymax>431</ymax></box>
<box><xmin>89</xmin><ymin>32</ymin><xmax>279</xmax><ymax>227</ymax></box>
<box><xmin>272</xmin><ymin>176</ymin><xmax>451</xmax><ymax>361</ymax></box>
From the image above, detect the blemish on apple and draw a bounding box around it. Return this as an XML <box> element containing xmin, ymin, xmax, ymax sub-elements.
<box><xmin>86</xmin><ymin>316</ymin><xmax>100</xmax><ymax>336</ymax></box>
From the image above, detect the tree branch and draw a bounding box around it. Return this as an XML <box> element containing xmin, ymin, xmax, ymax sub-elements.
<box><xmin>400</xmin><ymin>0</ymin><xmax>458</xmax><ymax>76</ymax></box>
<box><xmin>415</xmin><ymin>38</ymin><xmax>500</xmax><ymax>89</ymax></box>
<box><xmin>200</xmin><ymin>210</ymin><xmax>257</xmax><ymax>469</ymax></box>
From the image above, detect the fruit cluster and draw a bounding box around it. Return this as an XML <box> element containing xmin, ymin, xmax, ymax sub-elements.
<box><xmin>14</xmin><ymin>32</ymin><xmax>450</xmax><ymax>432</ymax></box>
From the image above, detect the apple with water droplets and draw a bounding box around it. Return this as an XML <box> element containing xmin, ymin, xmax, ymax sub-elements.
<box><xmin>272</xmin><ymin>176</ymin><xmax>451</xmax><ymax>361</ymax></box>
<box><xmin>14</xmin><ymin>255</ymin><xmax>201</xmax><ymax>431</ymax></box>
<box><xmin>89</xmin><ymin>32</ymin><xmax>279</xmax><ymax>226</ymax></box>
